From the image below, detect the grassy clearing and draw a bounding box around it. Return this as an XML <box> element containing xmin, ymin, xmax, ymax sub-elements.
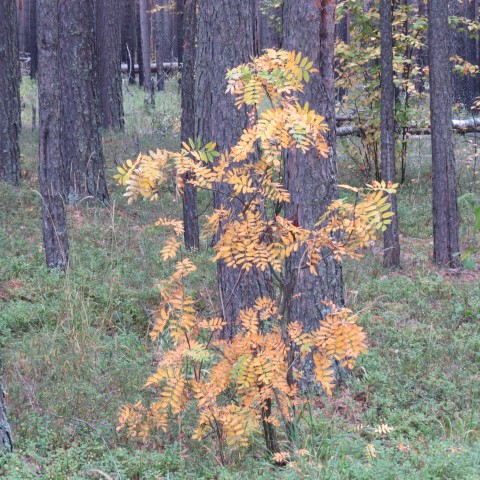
<box><xmin>0</xmin><ymin>79</ymin><xmax>478</xmax><ymax>479</ymax></box>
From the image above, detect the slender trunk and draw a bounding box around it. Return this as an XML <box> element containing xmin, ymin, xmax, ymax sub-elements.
<box><xmin>16</xmin><ymin>0</ymin><xmax>26</xmax><ymax>54</ymax></box>
<box><xmin>181</xmin><ymin>0</ymin><xmax>199</xmax><ymax>249</ymax></box>
<box><xmin>38</xmin><ymin>0</ymin><xmax>70</xmax><ymax>270</ymax></box>
<box><xmin>29</xmin><ymin>0</ymin><xmax>38</xmax><ymax>78</ymax></box>
<box><xmin>154</xmin><ymin>0</ymin><xmax>167</xmax><ymax>91</ymax></box>
<box><xmin>428</xmin><ymin>0</ymin><xmax>461</xmax><ymax>267</ymax></box>
<box><xmin>137</xmin><ymin>0</ymin><xmax>145</xmax><ymax>86</ymax></box>
<box><xmin>59</xmin><ymin>0</ymin><xmax>109</xmax><ymax>204</ymax></box>
<box><xmin>139</xmin><ymin>0</ymin><xmax>153</xmax><ymax>93</ymax></box>
<box><xmin>0</xmin><ymin>0</ymin><xmax>21</xmax><ymax>186</ymax></box>
<box><xmin>283</xmin><ymin>0</ymin><xmax>344</xmax><ymax>388</ymax></box>
<box><xmin>96</xmin><ymin>0</ymin><xmax>125</xmax><ymax>130</ymax></box>
<box><xmin>0</xmin><ymin>377</ymin><xmax>13</xmax><ymax>452</ymax></box>
<box><xmin>381</xmin><ymin>0</ymin><xmax>401</xmax><ymax>268</ymax></box>
<box><xmin>176</xmin><ymin>0</ymin><xmax>184</xmax><ymax>65</ymax></box>
<box><xmin>122</xmin><ymin>0</ymin><xmax>137</xmax><ymax>85</ymax></box>
<box><xmin>195</xmin><ymin>0</ymin><xmax>273</xmax><ymax>338</ymax></box>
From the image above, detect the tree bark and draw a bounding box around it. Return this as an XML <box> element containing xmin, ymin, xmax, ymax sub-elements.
<box><xmin>428</xmin><ymin>0</ymin><xmax>461</xmax><ymax>267</ymax></box>
<box><xmin>38</xmin><ymin>0</ymin><xmax>70</xmax><ymax>270</ymax></box>
<box><xmin>0</xmin><ymin>376</ymin><xmax>13</xmax><ymax>452</ymax></box>
<box><xmin>121</xmin><ymin>0</ymin><xmax>137</xmax><ymax>85</ymax></box>
<box><xmin>195</xmin><ymin>0</ymin><xmax>273</xmax><ymax>338</ymax></box>
<box><xmin>176</xmin><ymin>0</ymin><xmax>184</xmax><ymax>65</ymax></box>
<box><xmin>180</xmin><ymin>0</ymin><xmax>199</xmax><ymax>250</ymax></box>
<box><xmin>96</xmin><ymin>0</ymin><xmax>125</xmax><ymax>130</ymax></box>
<box><xmin>136</xmin><ymin>0</ymin><xmax>145</xmax><ymax>86</ymax></box>
<box><xmin>283</xmin><ymin>0</ymin><xmax>345</xmax><ymax>388</ymax></box>
<box><xmin>16</xmin><ymin>0</ymin><xmax>27</xmax><ymax>54</ymax></box>
<box><xmin>139</xmin><ymin>0</ymin><xmax>153</xmax><ymax>93</ymax></box>
<box><xmin>0</xmin><ymin>0</ymin><xmax>21</xmax><ymax>186</ymax></box>
<box><xmin>58</xmin><ymin>0</ymin><xmax>109</xmax><ymax>204</ymax></box>
<box><xmin>29</xmin><ymin>0</ymin><xmax>38</xmax><ymax>78</ymax></box>
<box><xmin>381</xmin><ymin>0</ymin><xmax>401</xmax><ymax>268</ymax></box>
<box><xmin>154</xmin><ymin>0</ymin><xmax>168</xmax><ymax>91</ymax></box>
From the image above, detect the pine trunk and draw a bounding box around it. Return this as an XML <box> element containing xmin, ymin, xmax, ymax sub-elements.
<box><xmin>121</xmin><ymin>0</ymin><xmax>137</xmax><ymax>85</ymax></box>
<box><xmin>283</xmin><ymin>0</ymin><xmax>345</xmax><ymax>388</ymax></box>
<box><xmin>139</xmin><ymin>0</ymin><xmax>153</xmax><ymax>93</ymax></box>
<box><xmin>0</xmin><ymin>377</ymin><xmax>13</xmax><ymax>452</ymax></box>
<box><xmin>176</xmin><ymin>0</ymin><xmax>184</xmax><ymax>65</ymax></box>
<box><xmin>96</xmin><ymin>0</ymin><xmax>125</xmax><ymax>130</ymax></box>
<box><xmin>154</xmin><ymin>0</ymin><xmax>167</xmax><ymax>91</ymax></box>
<box><xmin>29</xmin><ymin>0</ymin><xmax>38</xmax><ymax>78</ymax></box>
<box><xmin>428</xmin><ymin>0</ymin><xmax>461</xmax><ymax>267</ymax></box>
<box><xmin>195</xmin><ymin>0</ymin><xmax>273</xmax><ymax>338</ymax></box>
<box><xmin>381</xmin><ymin>0</ymin><xmax>401</xmax><ymax>268</ymax></box>
<box><xmin>58</xmin><ymin>0</ymin><xmax>109</xmax><ymax>204</ymax></box>
<box><xmin>38</xmin><ymin>0</ymin><xmax>70</xmax><ymax>270</ymax></box>
<box><xmin>180</xmin><ymin>0</ymin><xmax>200</xmax><ymax>250</ymax></box>
<box><xmin>0</xmin><ymin>0</ymin><xmax>21</xmax><ymax>186</ymax></box>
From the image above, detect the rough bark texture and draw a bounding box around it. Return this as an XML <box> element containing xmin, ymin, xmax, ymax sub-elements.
<box><xmin>96</xmin><ymin>0</ymin><xmax>125</xmax><ymax>130</ymax></box>
<box><xmin>176</xmin><ymin>0</ymin><xmax>184</xmax><ymax>65</ymax></box>
<box><xmin>381</xmin><ymin>0</ymin><xmax>401</xmax><ymax>268</ymax></box>
<box><xmin>29</xmin><ymin>0</ymin><xmax>38</xmax><ymax>78</ymax></box>
<box><xmin>428</xmin><ymin>0</ymin><xmax>461</xmax><ymax>267</ymax></box>
<box><xmin>181</xmin><ymin>0</ymin><xmax>199</xmax><ymax>249</ymax></box>
<box><xmin>38</xmin><ymin>0</ymin><xmax>70</xmax><ymax>270</ymax></box>
<box><xmin>16</xmin><ymin>0</ymin><xmax>27</xmax><ymax>53</ymax></box>
<box><xmin>136</xmin><ymin>0</ymin><xmax>145</xmax><ymax>86</ymax></box>
<box><xmin>154</xmin><ymin>0</ymin><xmax>168</xmax><ymax>91</ymax></box>
<box><xmin>0</xmin><ymin>375</ymin><xmax>13</xmax><ymax>452</ymax></box>
<box><xmin>195</xmin><ymin>0</ymin><xmax>273</xmax><ymax>338</ymax></box>
<box><xmin>0</xmin><ymin>0</ymin><xmax>21</xmax><ymax>186</ymax></box>
<box><xmin>59</xmin><ymin>0</ymin><xmax>109</xmax><ymax>204</ymax></box>
<box><xmin>139</xmin><ymin>0</ymin><xmax>153</xmax><ymax>92</ymax></box>
<box><xmin>283</xmin><ymin>0</ymin><xmax>345</xmax><ymax>387</ymax></box>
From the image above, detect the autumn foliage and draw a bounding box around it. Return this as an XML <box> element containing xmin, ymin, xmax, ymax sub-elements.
<box><xmin>116</xmin><ymin>50</ymin><xmax>396</xmax><ymax>459</ymax></box>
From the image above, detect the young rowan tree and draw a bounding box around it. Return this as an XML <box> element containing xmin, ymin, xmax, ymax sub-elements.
<box><xmin>115</xmin><ymin>51</ymin><xmax>396</xmax><ymax>459</ymax></box>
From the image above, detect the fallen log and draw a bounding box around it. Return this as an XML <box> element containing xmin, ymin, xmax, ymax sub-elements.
<box><xmin>121</xmin><ymin>62</ymin><xmax>179</xmax><ymax>75</ymax></box>
<box><xmin>336</xmin><ymin>117</ymin><xmax>480</xmax><ymax>137</ymax></box>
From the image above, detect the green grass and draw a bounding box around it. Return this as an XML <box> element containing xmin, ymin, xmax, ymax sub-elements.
<box><xmin>0</xmin><ymin>78</ymin><xmax>478</xmax><ymax>479</ymax></box>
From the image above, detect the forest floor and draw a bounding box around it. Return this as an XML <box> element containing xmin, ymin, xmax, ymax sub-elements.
<box><xmin>0</xmin><ymin>79</ymin><xmax>479</xmax><ymax>479</ymax></box>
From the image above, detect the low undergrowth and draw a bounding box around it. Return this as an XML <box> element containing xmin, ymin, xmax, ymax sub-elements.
<box><xmin>0</xmin><ymin>80</ymin><xmax>478</xmax><ymax>479</ymax></box>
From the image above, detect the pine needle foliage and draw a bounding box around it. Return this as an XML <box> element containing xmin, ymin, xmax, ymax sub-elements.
<box><xmin>116</xmin><ymin>50</ymin><xmax>397</xmax><ymax>461</ymax></box>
